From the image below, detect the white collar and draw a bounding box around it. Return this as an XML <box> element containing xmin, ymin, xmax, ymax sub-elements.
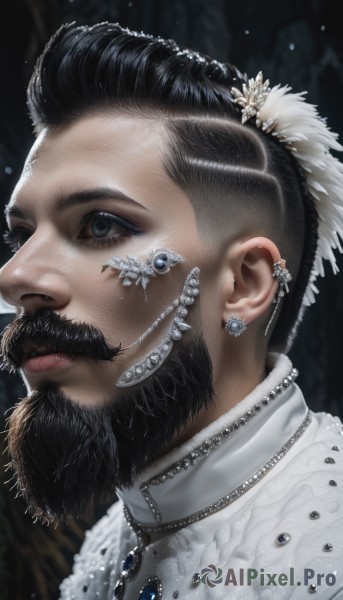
<box><xmin>117</xmin><ymin>353</ymin><xmax>310</xmax><ymax>533</ymax></box>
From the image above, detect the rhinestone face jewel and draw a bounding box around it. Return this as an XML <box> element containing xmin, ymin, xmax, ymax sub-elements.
<box><xmin>138</xmin><ymin>576</ymin><xmax>163</xmax><ymax>600</ymax></box>
<box><xmin>192</xmin><ymin>573</ymin><xmax>201</xmax><ymax>585</ymax></box>
<box><xmin>329</xmin><ymin>479</ymin><xmax>337</xmax><ymax>486</ymax></box>
<box><xmin>102</xmin><ymin>248</ymin><xmax>183</xmax><ymax>290</ymax></box>
<box><xmin>325</xmin><ymin>457</ymin><xmax>335</xmax><ymax>464</ymax></box>
<box><xmin>231</xmin><ymin>71</ymin><xmax>271</xmax><ymax>124</ymax></box>
<box><xmin>276</xmin><ymin>532</ymin><xmax>291</xmax><ymax>545</ymax></box>
<box><xmin>116</xmin><ymin>268</ymin><xmax>199</xmax><ymax>387</ymax></box>
<box><xmin>309</xmin><ymin>584</ymin><xmax>317</xmax><ymax>593</ymax></box>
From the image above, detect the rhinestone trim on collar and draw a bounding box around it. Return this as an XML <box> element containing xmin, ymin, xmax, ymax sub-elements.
<box><xmin>126</xmin><ymin>411</ymin><xmax>311</xmax><ymax>534</ymax></box>
<box><xmin>138</xmin><ymin>367</ymin><xmax>298</xmax><ymax>524</ymax></box>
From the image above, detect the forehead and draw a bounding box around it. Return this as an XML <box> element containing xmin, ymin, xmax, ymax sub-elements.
<box><xmin>7</xmin><ymin>113</ymin><xmax>179</xmax><ymax>215</ymax></box>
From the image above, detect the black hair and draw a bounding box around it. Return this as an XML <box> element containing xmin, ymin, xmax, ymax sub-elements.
<box><xmin>27</xmin><ymin>22</ymin><xmax>318</xmax><ymax>350</ymax></box>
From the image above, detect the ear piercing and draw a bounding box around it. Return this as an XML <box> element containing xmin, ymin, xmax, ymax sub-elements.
<box><xmin>264</xmin><ymin>259</ymin><xmax>292</xmax><ymax>336</ymax></box>
<box><xmin>102</xmin><ymin>248</ymin><xmax>183</xmax><ymax>292</ymax></box>
<box><xmin>225</xmin><ymin>260</ymin><xmax>292</xmax><ymax>338</ymax></box>
<box><xmin>225</xmin><ymin>316</ymin><xmax>247</xmax><ymax>337</ymax></box>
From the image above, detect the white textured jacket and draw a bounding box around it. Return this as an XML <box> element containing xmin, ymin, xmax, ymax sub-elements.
<box><xmin>60</xmin><ymin>354</ymin><xmax>343</xmax><ymax>599</ymax></box>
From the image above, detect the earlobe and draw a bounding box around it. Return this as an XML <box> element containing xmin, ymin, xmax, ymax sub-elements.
<box><xmin>222</xmin><ymin>237</ymin><xmax>282</xmax><ymax>328</ymax></box>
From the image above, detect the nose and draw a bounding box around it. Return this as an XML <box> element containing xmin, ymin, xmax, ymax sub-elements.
<box><xmin>0</xmin><ymin>236</ymin><xmax>71</xmax><ymax>315</ymax></box>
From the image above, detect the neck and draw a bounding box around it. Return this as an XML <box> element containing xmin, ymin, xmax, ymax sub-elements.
<box><xmin>170</xmin><ymin>346</ymin><xmax>267</xmax><ymax>450</ymax></box>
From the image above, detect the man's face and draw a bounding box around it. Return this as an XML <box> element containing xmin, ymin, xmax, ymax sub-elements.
<box><xmin>0</xmin><ymin>113</ymin><xmax>219</xmax><ymax>520</ymax></box>
<box><xmin>1</xmin><ymin>113</ymin><xmax>215</xmax><ymax>401</ymax></box>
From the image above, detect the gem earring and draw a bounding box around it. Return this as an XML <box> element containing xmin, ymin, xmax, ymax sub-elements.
<box><xmin>264</xmin><ymin>259</ymin><xmax>292</xmax><ymax>336</ymax></box>
<box><xmin>225</xmin><ymin>316</ymin><xmax>247</xmax><ymax>337</ymax></box>
<box><xmin>102</xmin><ymin>248</ymin><xmax>183</xmax><ymax>292</ymax></box>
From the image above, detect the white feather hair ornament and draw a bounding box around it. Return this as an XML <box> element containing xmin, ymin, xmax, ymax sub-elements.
<box><xmin>231</xmin><ymin>71</ymin><xmax>343</xmax><ymax>309</ymax></box>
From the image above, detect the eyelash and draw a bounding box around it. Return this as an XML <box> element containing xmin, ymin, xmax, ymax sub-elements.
<box><xmin>3</xmin><ymin>211</ymin><xmax>143</xmax><ymax>253</ymax></box>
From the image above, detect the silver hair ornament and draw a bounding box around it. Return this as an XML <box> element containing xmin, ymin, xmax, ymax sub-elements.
<box><xmin>102</xmin><ymin>248</ymin><xmax>183</xmax><ymax>292</ymax></box>
<box><xmin>116</xmin><ymin>268</ymin><xmax>200</xmax><ymax>387</ymax></box>
<box><xmin>231</xmin><ymin>71</ymin><xmax>343</xmax><ymax>342</ymax></box>
<box><xmin>264</xmin><ymin>260</ymin><xmax>292</xmax><ymax>337</ymax></box>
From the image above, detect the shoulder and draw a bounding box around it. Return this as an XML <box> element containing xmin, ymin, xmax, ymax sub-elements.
<box><xmin>59</xmin><ymin>500</ymin><xmax>134</xmax><ymax>600</ymax></box>
<box><xmin>193</xmin><ymin>411</ymin><xmax>343</xmax><ymax>598</ymax></box>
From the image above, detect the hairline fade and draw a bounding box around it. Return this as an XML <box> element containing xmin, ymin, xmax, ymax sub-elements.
<box><xmin>27</xmin><ymin>22</ymin><xmax>318</xmax><ymax>350</ymax></box>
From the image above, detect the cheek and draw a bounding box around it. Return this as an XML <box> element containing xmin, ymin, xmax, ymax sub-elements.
<box><xmin>71</xmin><ymin>264</ymin><xmax>189</xmax><ymax>348</ymax></box>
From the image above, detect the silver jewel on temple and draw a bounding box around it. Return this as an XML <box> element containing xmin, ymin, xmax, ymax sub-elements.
<box><xmin>116</xmin><ymin>268</ymin><xmax>200</xmax><ymax>387</ymax></box>
<box><xmin>102</xmin><ymin>248</ymin><xmax>183</xmax><ymax>292</ymax></box>
<box><xmin>225</xmin><ymin>316</ymin><xmax>247</xmax><ymax>337</ymax></box>
<box><xmin>231</xmin><ymin>71</ymin><xmax>272</xmax><ymax>126</ymax></box>
<box><xmin>264</xmin><ymin>260</ymin><xmax>293</xmax><ymax>337</ymax></box>
<box><xmin>231</xmin><ymin>70</ymin><xmax>343</xmax><ymax>315</ymax></box>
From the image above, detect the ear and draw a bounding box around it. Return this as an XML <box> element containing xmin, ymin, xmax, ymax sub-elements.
<box><xmin>222</xmin><ymin>237</ymin><xmax>282</xmax><ymax>327</ymax></box>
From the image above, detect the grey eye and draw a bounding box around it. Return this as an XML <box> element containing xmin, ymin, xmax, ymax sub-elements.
<box><xmin>91</xmin><ymin>217</ymin><xmax>112</xmax><ymax>238</ymax></box>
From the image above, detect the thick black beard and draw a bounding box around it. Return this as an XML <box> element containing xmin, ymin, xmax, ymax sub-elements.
<box><xmin>7</xmin><ymin>336</ymin><xmax>214</xmax><ymax>524</ymax></box>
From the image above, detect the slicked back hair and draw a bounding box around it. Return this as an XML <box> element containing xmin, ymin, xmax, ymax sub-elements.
<box><xmin>27</xmin><ymin>22</ymin><xmax>318</xmax><ymax>350</ymax></box>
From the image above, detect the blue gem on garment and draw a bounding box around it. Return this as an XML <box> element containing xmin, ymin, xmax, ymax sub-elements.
<box><xmin>113</xmin><ymin>576</ymin><xmax>125</xmax><ymax>599</ymax></box>
<box><xmin>138</xmin><ymin>576</ymin><xmax>163</xmax><ymax>600</ymax></box>
<box><xmin>123</xmin><ymin>553</ymin><xmax>134</xmax><ymax>571</ymax></box>
<box><xmin>122</xmin><ymin>547</ymin><xmax>142</xmax><ymax>579</ymax></box>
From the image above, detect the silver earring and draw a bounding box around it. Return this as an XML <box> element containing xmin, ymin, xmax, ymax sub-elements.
<box><xmin>102</xmin><ymin>248</ymin><xmax>183</xmax><ymax>291</ymax></box>
<box><xmin>116</xmin><ymin>268</ymin><xmax>200</xmax><ymax>387</ymax></box>
<box><xmin>225</xmin><ymin>316</ymin><xmax>247</xmax><ymax>337</ymax></box>
<box><xmin>264</xmin><ymin>259</ymin><xmax>292</xmax><ymax>336</ymax></box>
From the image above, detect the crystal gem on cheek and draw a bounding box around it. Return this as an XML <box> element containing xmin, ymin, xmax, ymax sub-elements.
<box><xmin>153</xmin><ymin>253</ymin><xmax>169</xmax><ymax>272</ymax></box>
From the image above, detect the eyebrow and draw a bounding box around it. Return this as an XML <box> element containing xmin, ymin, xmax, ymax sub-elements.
<box><xmin>5</xmin><ymin>186</ymin><xmax>147</xmax><ymax>222</ymax></box>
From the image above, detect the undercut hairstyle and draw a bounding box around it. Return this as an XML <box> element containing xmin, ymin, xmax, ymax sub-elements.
<box><xmin>27</xmin><ymin>22</ymin><xmax>318</xmax><ymax>350</ymax></box>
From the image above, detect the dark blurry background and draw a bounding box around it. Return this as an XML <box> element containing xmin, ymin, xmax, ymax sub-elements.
<box><xmin>0</xmin><ymin>1</ymin><xmax>343</xmax><ymax>598</ymax></box>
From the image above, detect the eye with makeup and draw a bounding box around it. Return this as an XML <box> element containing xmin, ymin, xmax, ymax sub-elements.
<box><xmin>3</xmin><ymin>211</ymin><xmax>143</xmax><ymax>252</ymax></box>
<box><xmin>78</xmin><ymin>210</ymin><xmax>143</xmax><ymax>247</ymax></box>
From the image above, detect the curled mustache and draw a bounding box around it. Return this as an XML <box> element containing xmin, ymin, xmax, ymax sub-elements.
<box><xmin>0</xmin><ymin>309</ymin><xmax>122</xmax><ymax>372</ymax></box>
